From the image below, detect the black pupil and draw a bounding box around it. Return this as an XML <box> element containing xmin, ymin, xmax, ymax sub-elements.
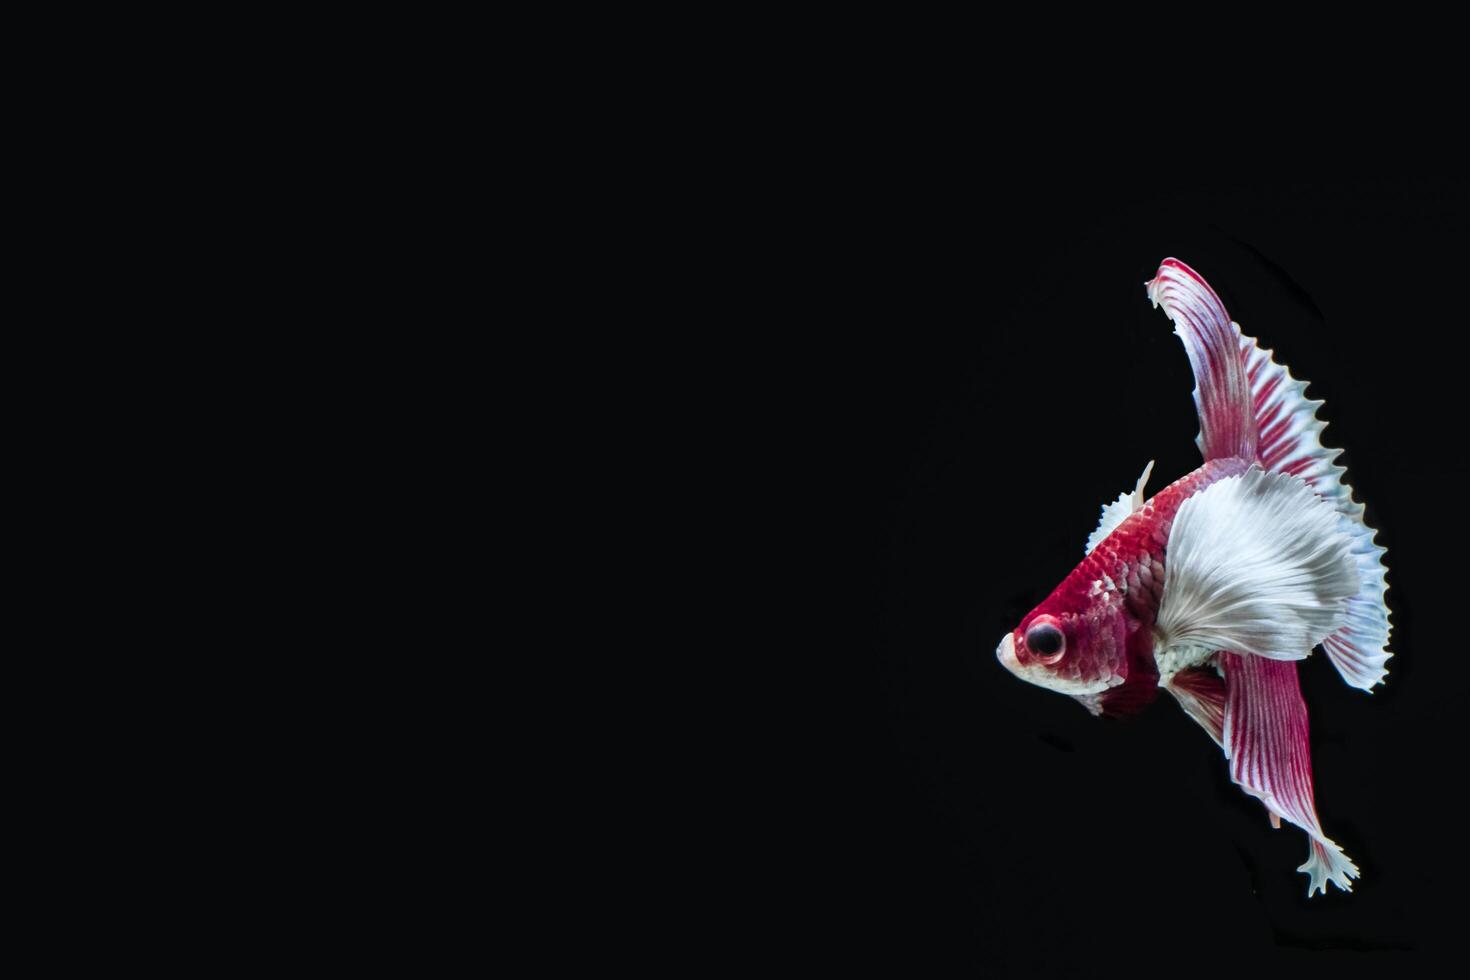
<box><xmin>1028</xmin><ymin>625</ymin><xmax>1063</xmax><ymax>656</ymax></box>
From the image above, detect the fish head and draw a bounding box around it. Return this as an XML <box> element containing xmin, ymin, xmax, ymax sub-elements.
<box><xmin>995</xmin><ymin>583</ymin><xmax>1132</xmax><ymax>702</ymax></box>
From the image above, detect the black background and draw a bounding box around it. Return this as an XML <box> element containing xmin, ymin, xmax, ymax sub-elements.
<box><xmin>801</xmin><ymin>178</ymin><xmax>1470</xmax><ymax>974</ymax></box>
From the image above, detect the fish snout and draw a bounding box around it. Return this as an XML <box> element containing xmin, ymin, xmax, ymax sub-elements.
<box><xmin>997</xmin><ymin>632</ymin><xmax>1023</xmax><ymax>676</ymax></box>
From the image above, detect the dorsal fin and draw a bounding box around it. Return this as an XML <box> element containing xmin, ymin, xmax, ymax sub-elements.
<box><xmin>1146</xmin><ymin>258</ymin><xmax>1258</xmax><ymax>462</ymax></box>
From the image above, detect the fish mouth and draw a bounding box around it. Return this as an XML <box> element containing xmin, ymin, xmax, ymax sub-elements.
<box><xmin>995</xmin><ymin>630</ymin><xmax>1117</xmax><ymax>696</ymax></box>
<box><xmin>997</xmin><ymin>632</ymin><xmax>1022</xmax><ymax>675</ymax></box>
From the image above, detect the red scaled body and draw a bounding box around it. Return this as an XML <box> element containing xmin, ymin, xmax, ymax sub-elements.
<box><xmin>1000</xmin><ymin>457</ymin><xmax>1250</xmax><ymax>716</ymax></box>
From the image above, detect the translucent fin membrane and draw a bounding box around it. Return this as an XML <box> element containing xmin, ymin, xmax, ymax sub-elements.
<box><xmin>1165</xmin><ymin>666</ymin><xmax>1226</xmax><ymax>748</ymax></box>
<box><xmin>1147</xmin><ymin>258</ymin><xmax>1257</xmax><ymax>463</ymax></box>
<box><xmin>1219</xmin><ymin>652</ymin><xmax>1359</xmax><ymax>896</ymax></box>
<box><xmin>1085</xmin><ymin>460</ymin><xmax>1154</xmax><ymax>555</ymax></box>
<box><xmin>1157</xmin><ymin>467</ymin><xmax>1358</xmax><ymax>660</ymax></box>
<box><xmin>1241</xmin><ymin>335</ymin><xmax>1392</xmax><ymax>690</ymax></box>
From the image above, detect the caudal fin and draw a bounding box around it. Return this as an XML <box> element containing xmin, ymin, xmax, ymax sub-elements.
<box><xmin>1239</xmin><ymin>333</ymin><xmax>1392</xmax><ymax>691</ymax></box>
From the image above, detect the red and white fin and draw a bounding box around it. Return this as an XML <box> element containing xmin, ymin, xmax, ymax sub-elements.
<box><xmin>1085</xmin><ymin>460</ymin><xmax>1155</xmax><ymax>554</ymax></box>
<box><xmin>1218</xmin><ymin>652</ymin><xmax>1359</xmax><ymax>896</ymax></box>
<box><xmin>1241</xmin><ymin>334</ymin><xmax>1392</xmax><ymax>691</ymax></box>
<box><xmin>1157</xmin><ymin>466</ymin><xmax>1358</xmax><ymax>659</ymax></box>
<box><xmin>1147</xmin><ymin>258</ymin><xmax>1257</xmax><ymax>462</ymax></box>
<box><xmin>1164</xmin><ymin>664</ymin><xmax>1225</xmax><ymax>748</ymax></box>
<box><xmin>1167</xmin><ymin>661</ymin><xmax>1280</xmax><ymax>827</ymax></box>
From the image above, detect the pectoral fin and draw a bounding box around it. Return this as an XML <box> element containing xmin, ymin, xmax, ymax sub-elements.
<box><xmin>1085</xmin><ymin>460</ymin><xmax>1155</xmax><ymax>554</ymax></box>
<box><xmin>1218</xmin><ymin>651</ymin><xmax>1358</xmax><ymax>896</ymax></box>
<box><xmin>1156</xmin><ymin>466</ymin><xmax>1358</xmax><ymax>660</ymax></box>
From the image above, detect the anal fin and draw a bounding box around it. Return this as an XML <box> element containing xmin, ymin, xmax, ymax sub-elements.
<box><xmin>1218</xmin><ymin>652</ymin><xmax>1359</xmax><ymax>896</ymax></box>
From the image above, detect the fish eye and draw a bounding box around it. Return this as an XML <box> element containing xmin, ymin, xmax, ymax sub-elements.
<box><xmin>1025</xmin><ymin>620</ymin><xmax>1065</xmax><ymax>660</ymax></box>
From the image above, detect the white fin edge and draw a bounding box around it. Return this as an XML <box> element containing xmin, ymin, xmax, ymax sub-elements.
<box><xmin>1084</xmin><ymin>460</ymin><xmax>1155</xmax><ymax>554</ymax></box>
<box><xmin>1241</xmin><ymin>333</ymin><xmax>1392</xmax><ymax>690</ymax></box>
<box><xmin>1300</xmin><ymin>837</ymin><xmax>1360</xmax><ymax>897</ymax></box>
<box><xmin>1156</xmin><ymin>466</ymin><xmax>1359</xmax><ymax>659</ymax></box>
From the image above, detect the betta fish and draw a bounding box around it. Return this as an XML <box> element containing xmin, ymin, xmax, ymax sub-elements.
<box><xmin>996</xmin><ymin>258</ymin><xmax>1390</xmax><ymax>896</ymax></box>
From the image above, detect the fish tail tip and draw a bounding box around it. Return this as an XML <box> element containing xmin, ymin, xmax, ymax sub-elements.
<box><xmin>1298</xmin><ymin>837</ymin><xmax>1360</xmax><ymax>897</ymax></box>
